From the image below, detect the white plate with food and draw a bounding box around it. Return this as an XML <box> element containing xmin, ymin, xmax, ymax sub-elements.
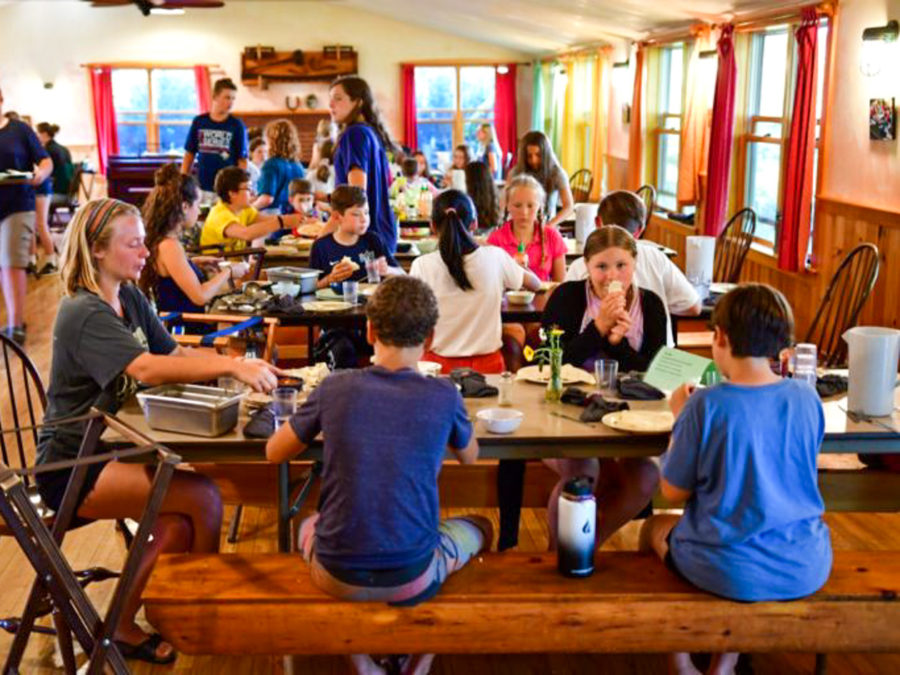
<box><xmin>302</xmin><ymin>300</ymin><xmax>354</xmax><ymax>313</ymax></box>
<box><xmin>266</xmin><ymin>245</ymin><xmax>303</xmax><ymax>257</ymax></box>
<box><xmin>601</xmin><ymin>410</ymin><xmax>674</xmax><ymax>434</ymax></box>
<box><xmin>516</xmin><ymin>364</ymin><xmax>595</xmax><ymax>386</ymax></box>
<box><xmin>709</xmin><ymin>282</ymin><xmax>738</xmax><ymax>295</ymax></box>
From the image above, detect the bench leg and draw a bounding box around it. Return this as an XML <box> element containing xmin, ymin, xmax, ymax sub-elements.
<box><xmin>227</xmin><ymin>504</ymin><xmax>244</xmax><ymax>544</ymax></box>
<box><xmin>815</xmin><ymin>653</ymin><xmax>828</xmax><ymax>675</ymax></box>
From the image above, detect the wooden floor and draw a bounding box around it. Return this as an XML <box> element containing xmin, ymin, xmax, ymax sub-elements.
<box><xmin>2</xmin><ymin>275</ymin><xmax>900</xmax><ymax>674</ymax></box>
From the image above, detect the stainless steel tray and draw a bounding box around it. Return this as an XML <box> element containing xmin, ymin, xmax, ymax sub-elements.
<box><xmin>136</xmin><ymin>384</ymin><xmax>243</xmax><ymax>437</ymax></box>
<box><xmin>266</xmin><ymin>266</ymin><xmax>319</xmax><ymax>294</ymax></box>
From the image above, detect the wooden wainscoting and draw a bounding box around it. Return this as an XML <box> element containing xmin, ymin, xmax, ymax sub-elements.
<box><xmin>644</xmin><ymin>195</ymin><xmax>898</xmax><ymax>337</ymax></box>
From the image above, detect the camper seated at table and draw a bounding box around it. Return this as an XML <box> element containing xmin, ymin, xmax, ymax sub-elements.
<box><xmin>540</xmin><ymin>225</ymin><xmax>666</xmax><ymax>550</ymax></box>
<box><xmin>410</xmin><ymin>189</ymin><xmax>540</xmax><ymax>374</ymax></box>
<box><xmin>200</xmin><ymin>167</ymin><xmax>303</xmax><ymax>252</ymax></box>
<box><xmin>140</xmin><ymin>164</ymin><xmax>248</xmax><ymax>315</ymax></box>
<box><xmin>266</xmin><ymin>276</ymin><xmax>493</xmax><ymax>675</ymax></box>
<box><xmin>288</xmin><ymin>178</ymin><xmax>324</xmax><ymax>225</ymax></box>
<box><xmin>640</xmin><ymin>284</ymin><xmax>831</xmax><ymax>675</ymax></box>
<box><xmin>566</xmin><ymin>190</ymin><xmax>701</xmax><ymax>345</ymax></box>
<box><xmin>38</xmin><ymin>198</ymin><xmax>281</xmax><ymax>665</ymax></box>
<box><xmin>309</xmin><ymin>185</ymin><xmax>402</xmax><ymax>290</ymax></box>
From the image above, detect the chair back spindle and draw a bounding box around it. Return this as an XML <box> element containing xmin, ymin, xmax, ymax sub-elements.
<box><xmin>713</xmin><ymin>208</ymin><xmax>757</xmax><ymax>283</ymax></box>
<box><xmin>569</xmin><ymin>170</ymin><xmax>593</xmax><ymax>204</ymax></box>
<box><xmin>635</xmin><ymin>185</ymin><xmax>656</xmax><ymax>229</ymax></box>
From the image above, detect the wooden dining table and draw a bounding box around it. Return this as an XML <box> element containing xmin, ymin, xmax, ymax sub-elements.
<box><xmin>110</xmin><ymin>378</ymin><xmax>900</xmax><ymax>552</ymax></box>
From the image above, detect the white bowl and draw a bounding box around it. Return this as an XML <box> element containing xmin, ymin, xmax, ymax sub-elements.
<box><xmin>271</xmin><ymin>281</ymin><xmax>300</xmax><ymax>297</ymax></box>
<box><xmin>417</xmin><ymin>360</ymin><xmax>443</xmax><ymax>377</ymax></box>
<box><xmin>506</xmin><ymin>290</ymin><xmax>535</xmax><ymax>305</ymax></box>
<box><xmin>476</xmin><ymin>407</ymin><xmax>524</xmax><ymax>434</ymax></box>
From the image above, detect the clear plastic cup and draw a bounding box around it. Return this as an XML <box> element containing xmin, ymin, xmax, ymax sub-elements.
<box><xmin>365</xmin><ymin>259</ymin><xmax>381</xmax><ymax>284</ymax></box>
<box><xmin>793</xmin><ymin>343</ymin><xmax>818</xmax><ymax>385</ymax></box>
<box><xmin>594</xmin><ymin>359</ymin><xmax>619</xmax><ymax>397</ymax></box>
<box><xmin>342</xmin><ymin>280</ymin><xmax>359</xmax><ymax>305</ymax></box>
<box><xmin>272</xmin><ymin>387</ymin><xmax>298</xmax><ymax>428</ymax></box>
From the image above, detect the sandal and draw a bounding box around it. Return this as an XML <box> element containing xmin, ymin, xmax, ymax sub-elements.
<box><xmin>114</xmin><ymin>632</ymin><xmax>177</xmax><ymax>665</ymax></box>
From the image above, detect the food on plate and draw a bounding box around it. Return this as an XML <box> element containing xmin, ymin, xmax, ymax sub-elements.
<box><xmin>283</xmin><ymin>363</ymin><xmax>331</xmax><ymax>389</ymax></box>
<box><xmin>297</xmin><ymin>223</ymin><xmax>323</xmax><ymax>238</ymax></box>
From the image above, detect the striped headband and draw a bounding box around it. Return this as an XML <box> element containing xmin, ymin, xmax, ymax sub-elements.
<box><xmin>84</xmin><ymin>199</ymin><xmax>122</xmax><ymax>245</ymax></box>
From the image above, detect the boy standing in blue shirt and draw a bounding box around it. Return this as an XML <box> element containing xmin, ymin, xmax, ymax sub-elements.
<box><xmin>181</xmin><ymin>78</ymin><xmax>248</xmax><ymax>198</ymax></box>
<box><xmin>641</xmin><ymin>284</ymin><xmax>832</xmax><ymax>675</ymax></box>
<box><xmin>267</xmin><ymin>276</ymin><xmax>492</xmax><ymax>675</ymax></box>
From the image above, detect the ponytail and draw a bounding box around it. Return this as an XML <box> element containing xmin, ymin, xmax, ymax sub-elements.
<box><xmin>433</xmin><ymin>190</ymin><xmax>478</xmax><ymax>291</ymax></box>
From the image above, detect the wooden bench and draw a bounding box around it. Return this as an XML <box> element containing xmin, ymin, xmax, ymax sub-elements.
<box><xmin>144</xmin><ymin>551</ymin><xmax>900</xmax><ymax>656</ymax></box>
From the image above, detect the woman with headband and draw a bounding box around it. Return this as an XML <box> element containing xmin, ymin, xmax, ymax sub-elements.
<box><xmin>37</xmin><ymin>198</ymin><xmax>282</xmax><ymax>664</ymax></box>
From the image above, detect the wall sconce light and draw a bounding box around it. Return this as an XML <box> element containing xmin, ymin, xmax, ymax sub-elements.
<box><xmin>861</xmin><ymin>19</ymin><xmax>898</xmax><ymax>76</ymax></box>
<box><xmin>496</xmin><ymin>65</ymin><xmax>509</xmax><ymax>75</ymax></box>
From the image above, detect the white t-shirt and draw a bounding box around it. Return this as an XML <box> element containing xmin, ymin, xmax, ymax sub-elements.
<box><xmin>410</xmin><ymin>246</ymin><xmax>525</xmax><ymax>357</ymax></box>
<box><xmin>565</xmin><ymin>239</ymin><xmax>699</xmax><ymax>346</ymax></box>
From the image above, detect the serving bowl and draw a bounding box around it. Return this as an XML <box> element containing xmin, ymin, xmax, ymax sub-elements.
<box><xmin>476</xmin><ymin>408</ymin><xmax>524</xmax><ymax>434</ymax></box>
<box><xmin>506</xmin><ymin>290</ymin><xmax>536</xmax><ymax>305</ymax></box>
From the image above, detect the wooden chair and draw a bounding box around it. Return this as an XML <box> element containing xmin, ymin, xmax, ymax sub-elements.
<box><xmin>160</xmin><ymin>313</ymin><xmax>280</xmax><ymax>362</ymax></box>
<box><xmin>48</xmin><ymin>165</ymin><xmax>84</xmax><ymax>231</ymax></box>
<box><xmin>713</xmin><ymin>207</ymin><xmax>757</xmax><ymax>283</ymax></box>
<box><xmin>635</xmin><ymin>184</ymin><xmax>656</xmax><ymax>229</ymax></box>
<box><xmin>804</xmin><ymin>243</ymin><xmax>880</xmax><ymax>368</ymax></box>
<box><xmin>569</xmin><ymin>169</ymin><xmax>593</xmax><ymax>203</ymax></box>
<box><xmin>186</xmin><ymin>245</ymin><xmax>268</xmax><ymax>281</ymax></box>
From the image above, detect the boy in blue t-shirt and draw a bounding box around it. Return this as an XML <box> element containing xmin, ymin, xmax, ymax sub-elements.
<box><xmin>640</xmin><ymin>284</ymin><xmax>832</xmax><ymax>675</ymax></box>
<box><xmin>181</xmin><ymin>78</ymin><xmax>248</xmax><ymax>195</ymax></box>
<box><xmin>309</xmin><ymin>184</ymin><xmax>402</xmax><ymax>289</ymax></box>
<box><xmin>267</xmin><ymin>276</ymin><xmax>492</xmax><ymax>675</ymax></box>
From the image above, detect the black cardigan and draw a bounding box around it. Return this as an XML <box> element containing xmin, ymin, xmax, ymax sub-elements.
<box><xmin>541</xmin><ymin>281</ymin><xmax>667</xmax><ymax>373</ymax></box>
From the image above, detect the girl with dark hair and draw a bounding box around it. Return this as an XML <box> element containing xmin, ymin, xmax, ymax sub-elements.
<box><xmin>410</xmin><ymin>190</ymin><xmax>540</xmax><ymax>374</ymax></box>
<box><xmin>508</xmin><ymin>130</ymin><xmax>574</xmax><ymax>228</ymax></box>
<box><xmin>325</xmin><ymin>75</ymin><xmax>399</xmax><ymax>252</ymax></box>
<box><xmin>464</xmin><ymin>160</ymin><xmax>500</xmax><ymax>231</ymax></box>
<box><xmin>140</xmin><ymin>163</ymin><xmax>247</xmax><ymax>314</ymax></box>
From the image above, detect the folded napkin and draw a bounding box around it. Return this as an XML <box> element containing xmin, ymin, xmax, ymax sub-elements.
<box><xmin>816</xmin><ymin>373</ymin><xmax>848</xmax><ymax>399</ymax></box>
<box><xmin>617</xmin><ymin>377</ymin><xmax>665</xmax><ymax>401</ymax></box>
<box><xmin>261</xmin><ymin>294</ymin><xmax>306</xmax><ymax>316</ymax></box>
<box><xmin>581</xmin><ymin>397</ymin><xmax>629</xmax><ymax>423</ymax></box>
<box><xmin>450</xmin><ymin>368</ymin><xmax>498</xmax><ymax>398</ymax></box>
<box><xmin>561</xmin><ymin>386</ymin><xmax>591</xmax><ymax>406</ymax></box>
<box><xmin>243</xmin><ymin>405</ymin><xmax>276</xmax><ymax>439</ymax></box>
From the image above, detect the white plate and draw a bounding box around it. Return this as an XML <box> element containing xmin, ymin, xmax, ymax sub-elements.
<box><xmin>302</xmin><ymin>300</ymin><xmax>354</xmax><ymax>312</ymax></box>
<box><xmin>601</xmin><ymin>410</ymin><xmax>674</xmax><ymax>434</ymax></box>
<box><xmin>516</xmin><ymin>364</ymin><xmax>595</xmax><ymax>386</ymax></box>
<box><xmin>709</xmin><ymin>282</ymin><xmax>738</xmax><ymax>295</ymax></box>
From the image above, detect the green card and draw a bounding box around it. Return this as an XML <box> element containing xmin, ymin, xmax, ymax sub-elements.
<box><xmin>643</xmin><ymin>347</ymin><xmax>720</xmax><ymax>392</ymax></box>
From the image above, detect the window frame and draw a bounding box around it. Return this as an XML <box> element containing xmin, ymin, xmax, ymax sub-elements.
<box><xmin>112</xmin><ymin>66</ymin><xmax>198</xmax><ymax>155</ymax></box>
<box><xmin>651</xmin><ymin>44</ymin><xmax>685</xmax><ymax>214</ymax></box>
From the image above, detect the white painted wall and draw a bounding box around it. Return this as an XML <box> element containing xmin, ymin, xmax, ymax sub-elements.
<box><xmin>0</xmin><ymin>0</ymin><xmax>527</xmax><ymax>162</ymax></box>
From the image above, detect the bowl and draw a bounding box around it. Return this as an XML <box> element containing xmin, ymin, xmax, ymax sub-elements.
<box><xmin>416</xmin><ymin>238</ymin><xmax>438</xmax><ymax>254</ymax></box>
<box><xmin>396</xmin><ymin>240</ymin><xmax>414</xmax><ymax>254</ymax></box>
<box><xmin>506</xmin><ymin>290</ymin><xmax>535</xmax><ymax>305</ymax></box>
<box><xmin>476</xmin><ymin>408</ymin><xmax>524</xmax><ymax>434</ymax></box>
<box><xmin>417</xmin><ymin>361</ymin><xmax>443</xmax><ymax>377</ymax></box>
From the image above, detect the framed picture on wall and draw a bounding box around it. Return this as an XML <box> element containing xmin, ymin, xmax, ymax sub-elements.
<box><xmin>869</xmin><ymin>98</ymin><xmax>896</xmax><ymax>140</ymax></box>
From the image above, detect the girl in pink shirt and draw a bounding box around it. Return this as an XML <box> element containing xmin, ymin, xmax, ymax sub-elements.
<box><xmin>487</xmin><ymin>174</ymin><xmax>567</xmax><ymax>282</ymax></box>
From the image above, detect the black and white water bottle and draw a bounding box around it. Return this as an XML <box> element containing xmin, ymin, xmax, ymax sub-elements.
<box><xmin>557</xmin><ymin>477</ymin><xmax>596</xmax><ymax>578</ymax></box>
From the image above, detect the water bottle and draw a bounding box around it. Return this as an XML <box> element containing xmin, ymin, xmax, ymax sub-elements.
<box><xmin>557</xmin><ymin>477</ymin><xmax>596</xmax><ymax>578</ymax></box>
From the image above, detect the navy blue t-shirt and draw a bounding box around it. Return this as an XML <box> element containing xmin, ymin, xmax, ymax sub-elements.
<box><xmin>309</xmin><ymin>231</ymin><xmax>397</xmax><ymax>282</ymax></box>
<box><xmin>256</xmin><ymin>157</ymin><xmax>306</xmax><ymax>213</ymax></box>
<box><xmin>183</xmin><ymin>114</ymin><xmax>248</xmax><ymax>191</ymax></box>
<box><xmin>289</xmin><ymin>366</ymin><xmax>472</xmax><ymax>569</ymax></box>
<box><xmin>0</xmin><ymin>120</ymin><xmax>49</xmax><ymax>220</ymax></box>
<box><xmin>333</xmin><ymin>123</ymin><xmax>397</xmax><ymax>253</ymax></box>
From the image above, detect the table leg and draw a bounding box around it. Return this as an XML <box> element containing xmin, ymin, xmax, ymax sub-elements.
<box><xmin>497</xmin><ymin>459</ymin><xmax>526</xmax><ymax>551</ymax></box>
<box><xmin>277</xmin><ymin>462</ymin><xmax>291</xmax><ymax>553</ymax></box>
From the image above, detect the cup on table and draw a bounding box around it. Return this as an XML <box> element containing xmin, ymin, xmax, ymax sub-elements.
<box><xmin>365</xmin><ymin>258</ymin><xmax>381</xmax><ymax>284</ymax></box>
<box><xmin>793</xmin><ymin>342</ymin><xmax>818</xmax><ymax>386</ymax></box>
<box><xmin>594</xmin><ymin>359</ymin><xmax>618</xmax><ymax>397</ymax></box>
<box><xmin>272</xmin><ymin>387</ymin><xmax>298</xmax><ymax>428</ymax></box>
<box><xmin>342</xmin><ymin>280</ymin><xmax>359</xmax><ymax>305</ymax></box>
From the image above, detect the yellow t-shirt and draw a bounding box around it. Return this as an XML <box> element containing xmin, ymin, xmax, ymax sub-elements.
<box><xmin>200</xmin><ymin>201</ymin><xmax>259</xmax><ymax>252</ymax></box>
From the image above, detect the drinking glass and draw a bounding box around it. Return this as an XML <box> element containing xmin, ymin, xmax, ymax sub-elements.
<box><xmin>594</xmin><ymin>359</ymin><xmax>619</xmax><ymax>397</ymax></box>
<box><xmin>793</xmin><ymin>343</ymin><xmax>818</xmax><ymax>386</ymax></box>
<box><xmin>365</xmin><ymin>258</ymin><xmax>381</xmax><ymax>284</ymax></box>
<box><xmin>342</xmin><ymin>280</ymin><xmax>359</xmax><ymax>305</ymax></box>
<box><xmin>272</xmin><ymin>387</ymin><xmax>298</xmax><ymax>429</ymax></box>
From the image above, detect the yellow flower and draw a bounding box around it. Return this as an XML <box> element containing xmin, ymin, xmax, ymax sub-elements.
<box><xmin>523</xmin><ymin>345</ymin><xmax>535</xmax><ymax>362</ymax></box>
<box><xmin>549</xmin><ymin>328</ymin><xmax>564</xmax><ymax>338</ymax></box>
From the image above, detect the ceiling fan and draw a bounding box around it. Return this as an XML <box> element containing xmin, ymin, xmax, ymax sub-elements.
<box><xmin>84</xmin><ymin>0</ymin><xmax>225</xmax><ymax>15</ymax></box>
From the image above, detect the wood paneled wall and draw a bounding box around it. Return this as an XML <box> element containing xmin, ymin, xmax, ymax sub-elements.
<box><xmin>644</xmin><ymin>195</ymin><xmax>898</xmax><ymax>337</ymax></box>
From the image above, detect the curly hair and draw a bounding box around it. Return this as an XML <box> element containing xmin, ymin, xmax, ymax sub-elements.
<box><xmin>139</xmin><ymin>163</ymin><xmax>199</xmax><ymax>298</ymax></box>
<box><xmin>366</xmin><ymin>276</ymin><xmax>439</xmax><ymax>347</ymax></box>
<box><xmin>265</xmin><ymin>118</ymin><xmax>301</xmax><ymax>161</ymax></box>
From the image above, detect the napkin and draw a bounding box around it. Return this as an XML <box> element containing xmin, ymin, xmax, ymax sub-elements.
<box><xmin>449</xmin><ymin>368</ymin><xmax>498</xmax><ymax>398</ymax></box>
<box><xmin>581</xmin><ymin>397</ymin><xmax>629</xmax><ymax>423</ymax></box>
<box><xmin>243</xmin><ymin>405</ymin><xmax>276</xmax><ymax>439</ymax></box>
<box><xmin>815</xmin><ymin>373</ymin><xmax>848</xmax><ymax>399</ymax></box>
<box><xmin>617</xmin><ymin>377</ymin><xmax>665</xmax><ymax>400</ymax></box>
<box><xmin>261</xmin><ymin>295</ymin><xmax>306</xmax><ymax>316</ymax></box>
<box><xmin>561</xmin><ymin>386</ymin><xmax>591</xmax><ymax>406</ymax></box>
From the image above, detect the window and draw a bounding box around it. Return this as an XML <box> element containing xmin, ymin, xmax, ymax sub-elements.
<box><xmin>414</xmin><ymin>66</ymin><xmax>496</xmax><ymax>170</ymax></box>
<box><xmin>112</xmin><ymin>68</ymin><xmax>199</xmax><ymax>155</ymax></box>
<box><xmin>655</xmin><ymin>45</ymin><xmax>684</xmax><ymax>211</ymax></box>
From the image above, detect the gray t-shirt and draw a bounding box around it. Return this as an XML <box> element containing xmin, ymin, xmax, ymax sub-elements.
<box><xmin>508</xmin><ymin>162</ymin><xmax>569</xmax><ymax>216</ymax></box>
<box><xmin>38</xmin><ymin>285</ymin><xmax>177</xmax><ymax>463</ymax></box>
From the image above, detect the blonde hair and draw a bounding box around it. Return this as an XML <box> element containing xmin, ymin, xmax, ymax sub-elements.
<box><xmin>265</xmin><ymin>118</ymin><xmax>301</xmax><ymax>161</ymax></box>
<box><xmin>61</xmin><ymin>198</ymin><xmax>140</xmax><ymax>297</ymax></box>
<box><xmin>504</xmin><ymin>174</ymin><xmax>548</xmax><ymax>270</ymax></box>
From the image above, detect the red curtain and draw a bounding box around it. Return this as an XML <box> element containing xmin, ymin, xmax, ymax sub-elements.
<box><xmin>703</xmin><ymin>25</ymin><xmax>737</xmax><ymax>237</ymax></box>
<box><xmin>89</xmin><ymin>66</ymin><xmax>119</xmax><ymax>175</ymax></box>
<box><xmin>194</xmin><ymin>65</ymin><xmax>212</xmax><ymax>114</ymax></box>
<box><xmin>494</xmin><ymin>64</ymin><xmax>518</xmax><ymax>173</ymax></box>
<box><xmin>778</xmin><ymin>10</ymin><xmax>819</xmax><ymax>271</ymax></box>
<box><xmin>401</xmin><ymin>64</ymin><xmax>417</xmax><ymax>150</ymax></box>
<box><xmin>627</xmin><ymin>45</ymin><xmax>645</xmax><ymax>189</ymax></box>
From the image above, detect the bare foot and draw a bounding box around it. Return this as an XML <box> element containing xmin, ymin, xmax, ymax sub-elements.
<box><xmin>708</xmin><ymin>652</ymin><xmax>740</xmax><ymax>675</ymax></box>
<box><xmin>349</xmin><ymin>654</ymin><xmax>386</xmax><ymax>675</ymax></box>
<box><xmin>670</xmin><ymin>652</ymin><xmax>703</xmax><ymax>675</ymax></box>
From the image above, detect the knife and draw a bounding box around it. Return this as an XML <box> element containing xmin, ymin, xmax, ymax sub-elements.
<box><xmin>549</xmin><ymin>410</ymin><xmax>596</xmax><ymax>427</ymax></box>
